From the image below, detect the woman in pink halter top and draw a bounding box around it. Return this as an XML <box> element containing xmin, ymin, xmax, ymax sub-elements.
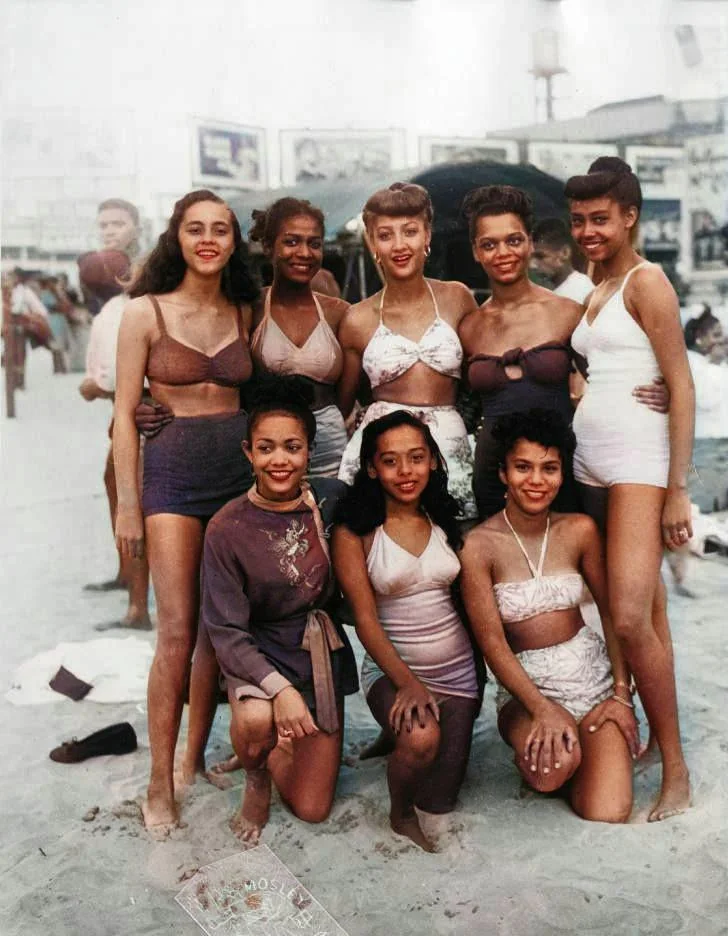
<box><xmin>460</xmin><ymin>409</ymin><xmax>638</xmax><ymax>822</ymax></box>
<box><xmin>248</xmin><ymin>198</ymin><xmax>349</xmax><ymax>478</ymax></box>
<box><xmin>337</xmin><ymin>183</ymin><xmax>478</xmax><ymax>518</ymax></box>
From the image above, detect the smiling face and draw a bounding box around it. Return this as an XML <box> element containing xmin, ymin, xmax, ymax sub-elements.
<box><xmin>177</xmin><ymin>200</ymin><xmax>235</xmax><ymax>277</ymax></box>
<box><xmin>499</xmin><ymin>438</ymin><xmax>563</xmax><ymax>515</ymax></box>
<box><xmin>366</xmin><ymin>424</ymin><xmax>436</xmax><ymax>506</ymax></box>
<box><xmin>244</xmin><ymin>412</ymin><xmax>309</xmax><ymax>502</ymax></box>
<box><xmin>271</xmin><ymin>214</ymin><xmax>324</xmax><ymax>285</ymax></box>
<box><xmin>569</xmin><ymin>196</ymin><xmax>637</xmax><ymax>264</ymax></box>
<box><xmin>97</xmin><ymin>207</ymin><xmax>138</xmax><ymax>253</ymax></box>
<box><xmin>368</xmin><ymin>213</ymin><xmax>430</xmax><ymax>281</ymax></box>
<box><xmin>471</xmin><ymin>213</ymin><xmax>531</xmax><ymax>286</ymax></box>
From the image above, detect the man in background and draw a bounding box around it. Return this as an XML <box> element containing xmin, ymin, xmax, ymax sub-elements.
<box><xmin>531</xmin><ymin>217</ymin><xmax>594</xmax><ymax>305</ymax></box>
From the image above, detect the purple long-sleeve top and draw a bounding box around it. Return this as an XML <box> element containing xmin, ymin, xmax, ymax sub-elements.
<box><xmin>201</xmin><ymin>485</ymin><xmax>356</xmax><ymax>701</ymax></box>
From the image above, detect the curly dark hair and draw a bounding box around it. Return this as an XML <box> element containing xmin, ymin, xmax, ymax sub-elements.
<box><xmin>492</xmin><ymin>408</ymin><xmax>576</xmax><ymax>468</ymax></box>
<box><xmin>684</xmin><ymin>304</ymin><xmax>719</xmax><ymax>350</ymax></box>
<box><xmin>249</xmin><ymin>197</ymin><xmax>325</xmax><ymax>251</ymax></box>
<box><xmin>462</xmin><ymin>185</ymin><xmax>534</xmax><ymax>241</ymax></box>
<box><xmin>334</xmin><ymin>411</ymin><xmax>462</xmax><ymax>551</ymax></box>
<box><xmin>128</xmin><ymin>190</ymin><xmax>259</xmax><ymax>303</ymax></box>
<box><xmin>245</xmin><ymin>374</ymin><xmax>317</xmax><ymax>445</ymax></box>
<box><xmin>564</xmin><ymin>156</ymin><xmax>643</xmax><ymax>216</ymax></box>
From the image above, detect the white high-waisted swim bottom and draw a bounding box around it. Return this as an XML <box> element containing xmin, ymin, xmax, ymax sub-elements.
<box><xmin>495</xmin><ymin>626</ymin><xmax>614</xmax><ymax>723</ymax></box>
<box><xmin>572</xmin><ymin>387</ymin><xmax>669</xmax><ymax>488</ymax></box>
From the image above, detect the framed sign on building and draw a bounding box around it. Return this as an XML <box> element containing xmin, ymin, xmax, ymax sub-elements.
<box><xmin>527</xmin><ymin>142</ymin><xmax>618</xmax><ymax>181</ymax></box>
<box><xmin>419</xmin><ymin>137</ymin><xmax>518</xmax><ymax>167</ymax></box>
<box><xmin>625</xmin><ymin>146</ymin><xmax>685</xmax><ymax>199</ymax></box>
<box><xmin>684</xmin><ymin>135</ymin><xmax>728</xmax><ymax>273</ymax></box>
<box><xmin>279</xmin><ymin>129</ymin><xmax>405</xmax><ymax>186</ymax></box>
<box><xmin>191</xmin><ymin>119</ymin><xmax>267</xmax><ymax>190</ymax></box>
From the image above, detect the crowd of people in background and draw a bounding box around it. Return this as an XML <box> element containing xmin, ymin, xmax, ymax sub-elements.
<box><xmin>8</xmin><ymin>152</ymin><xmax>728</xmax><ymax>852</ymax></box>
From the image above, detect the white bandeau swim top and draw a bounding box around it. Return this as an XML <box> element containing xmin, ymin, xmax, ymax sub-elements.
<box><xmin>362</xmin><ymin>281</ymin><xmax>463</xmax><ymax>389</ymax></box>
<box><xmin>492</xmin><ymin>512</ymin><xmax>586</xmax><ymax>625</ymax></box>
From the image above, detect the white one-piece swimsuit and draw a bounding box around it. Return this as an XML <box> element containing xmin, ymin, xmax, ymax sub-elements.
<box><xmin>571</xmin><ymin>261</ymin><xmax>669</xmax><ymax>488</ymax></box>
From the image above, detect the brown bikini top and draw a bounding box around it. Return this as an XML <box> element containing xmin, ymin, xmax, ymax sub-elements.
<box><xmin>467</xmin><ymin>342</ymin><xmax>572</xmax><ymax>393</ymax></box>
<box><xmin>146</xmin><ymin>295</ymin><xmax>253</xmax><ymax>388</ymax></box>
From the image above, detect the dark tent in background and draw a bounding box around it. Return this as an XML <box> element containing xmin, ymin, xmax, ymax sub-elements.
<box><xmin>228</xmin><ymin>160</ymin><xmax>567</xmax><ymax>301</ymax></box>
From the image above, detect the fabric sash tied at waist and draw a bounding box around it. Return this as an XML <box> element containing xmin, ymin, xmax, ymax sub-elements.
<box><xmin>301</xmin><ymin>609</ymin><xmax>343</xmax><ymax>733</ymax></box>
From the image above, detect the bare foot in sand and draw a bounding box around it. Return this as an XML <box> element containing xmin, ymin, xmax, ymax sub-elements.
<box><xmin>359</xmin><ymin>730</ymin><xmax>395</xmax><ymax>761</ymax></box>
<box><xmin>142</xmin><ymin>790</ymin><xmax>179</xmax><ymax>839</ymax></box>
<box><xmin>94</xmin><ymin>612</ymin><xmax>153</xmax><ymax>633</ymax></box>
<box><xmin>636</xmin><ymin>734</ymin><xmax>662</xmax><ymax>775</ymax></box>
<box><xmin>206</xmin><ymin>754</ymin><xmax>242</xmax><ymax>790</ymax></box>
<box><xmin>230</xmin><ymin>768</ymin><xmax>271</xmax><ymax>844</ymax></box>
<box><xmin>390</xmin><ymin>810</ymin><xmax>436</xmax><ymax>853</ymax></box>
<box><xmin>648</xmin><ymin>764</ymin><xmax>691</xmax><ymax>822</ymax></box>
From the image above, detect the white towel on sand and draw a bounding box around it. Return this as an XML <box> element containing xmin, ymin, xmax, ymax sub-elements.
<box><xmin>5</xmin><ymin>637</ymin><xmax>154</xmax><ymax>705</ymax></box>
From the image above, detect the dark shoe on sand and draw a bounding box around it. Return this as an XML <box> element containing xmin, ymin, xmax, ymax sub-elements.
<box><xmin>50</xmin><ymin>722</ymin><xmax>138</xmax><ymax>763</ymax></box>
<box><xmin>83</xmin><ymin>578</ymin><xmax>128</xmax><ymax>593</ymax></box>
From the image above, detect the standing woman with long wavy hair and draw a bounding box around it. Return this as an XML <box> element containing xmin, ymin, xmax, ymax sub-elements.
<box><xmin>113</xmin><ymin>190</ymin><xmax>259</xmax><ymax>834</ymax></box>
<box><xmin>565</xmin><ymin>157</ymin><xmax>693</xmax><ymax>821</ymax></box>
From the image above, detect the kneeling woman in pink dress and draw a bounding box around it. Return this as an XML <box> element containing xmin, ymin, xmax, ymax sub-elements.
<box><xmin>459</xmin><ymin>409</ymin><xmax>639</xmax><ymax>822</ymax></box>
<box><xmin>333</xmin><ymin>412</ymin><xmax>479</xmax><ymax>851</ymax></box>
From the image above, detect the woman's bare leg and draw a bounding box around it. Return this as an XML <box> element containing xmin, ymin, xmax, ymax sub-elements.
<box><xmin>570</xmin><ymin>720</ymin><xmax>633</xmax><ymax>823</ymax></box>
<box><xmin>367</xmin><ymin>678</ymin><xmax>440</xmax><ymax>851</ymax></box>
<box><xmin>606</xmin><ymin>485</ymin><xmax>690</xmax><ymax>821</ymax></box>
<box><xmin>498</xmin><ymin>699</ymin><xmax>582</xmax><ymax>793</ymax></box>
<box><xmin>228</xmin><ymin>697</ymin><xmax>277</xmax><ymax>843</ymax></box>
<box><xmin>228</xmin><ymin>697</ymin><xmax>345</xmax><ymax>843</ymax></box>
<box><xmin>178</xmin><ymin>623</ymin><xmax>225</xmax><ymax>789</ymax></box>
<box><xmin>143</xmin><ymin>514</ymin><xmax>204</xmax><ymax>833</ymax></box>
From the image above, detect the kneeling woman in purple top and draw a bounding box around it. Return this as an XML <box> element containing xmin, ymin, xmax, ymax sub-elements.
<box><xmin>201</xmin><ymin>379</ymin><xmax>358</xmax><ymax>843</ymax></box>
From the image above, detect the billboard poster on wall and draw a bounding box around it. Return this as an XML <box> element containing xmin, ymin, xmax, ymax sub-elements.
<box><xmin>191</xmin><ymin>119</ymin><xmax>267</xmax><ymax>190</ymax></box>
<box><xmin>419</xmin><ymin>137</ymin><xmax>518</xmax><ymax>167</ymax></box>
<box><xmin>685</xmin><ymin>135</ymin><xmax>728</xmax><ymax>272</ymax></box>
<box><xmin>279</xmin><ymin>129</ymin><xmax>405</xmax><ymax>186</ymax></box>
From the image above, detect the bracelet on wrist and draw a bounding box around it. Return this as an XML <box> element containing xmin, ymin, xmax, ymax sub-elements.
<box><xmin>611</xmin><ymin>694</ymin><xmax>634</xmax><ymax>709</ymax></box>
<box><xmin>614</xmin><ymin>680</ymin><xmax>635</xmax><ymax>696</ymax></box>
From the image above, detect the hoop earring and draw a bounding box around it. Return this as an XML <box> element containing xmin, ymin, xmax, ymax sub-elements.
<box><xmin>374</xmin><ymin>254</ymin><xmax>381</xmax><ymax>265</ymax></box>
<box><xmin>425</xmin><ymin>244</ymin><xmax>431</xmax><ymax>258</ymax></box>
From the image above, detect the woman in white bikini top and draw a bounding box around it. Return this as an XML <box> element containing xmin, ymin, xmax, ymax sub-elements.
<box><xmin>460</xmin><ymin>408</ymin><xmax>639</xmax><ymax>824</ymax></box>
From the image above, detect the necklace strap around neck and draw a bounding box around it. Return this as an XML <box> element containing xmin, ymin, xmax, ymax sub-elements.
<box><xmin>502</xmin><ymin>509</ymin><xmax>550</xmax><ymax>579</ymax></box>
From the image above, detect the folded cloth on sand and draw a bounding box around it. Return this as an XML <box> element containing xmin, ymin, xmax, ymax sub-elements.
<box><xmin>48</xmin><ymin>665</ymin><xmax>93</xmax><ymax>701</ymax></box>
<box><xmin>6</xmin><ymin>637</ymin><xmax>154</xmax><ymax>706</ymax></box>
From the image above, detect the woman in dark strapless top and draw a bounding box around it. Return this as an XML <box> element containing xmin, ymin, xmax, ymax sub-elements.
<box><xmin>458</xmin><ymin>187</ymin><xmax>584</xmax><ymax>519</ymax></box>
<box><xmin>113</xmin><ymin>190</ymin><xmax>259</xmax><ymax>834</ymax></box>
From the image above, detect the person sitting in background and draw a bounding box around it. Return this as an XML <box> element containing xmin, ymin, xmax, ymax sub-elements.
<box><xmin>530</xmin><ymin>217</ymin><xmax>594</xmax><ymax>305</ymax></box>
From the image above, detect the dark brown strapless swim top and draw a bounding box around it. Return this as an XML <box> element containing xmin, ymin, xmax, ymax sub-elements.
<box><xmin>467</xmin><ymin>342</ymin><xmax>572</xmax><ymax>393</ymax></box>
<box><xmin>146</xmin><ymin>295</ymin><xmax>253</xmax><ymax>387</ymax></box>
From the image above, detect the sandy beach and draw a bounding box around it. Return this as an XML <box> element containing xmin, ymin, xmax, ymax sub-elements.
<box><xmin>2</xmin><ymin>351</ymin><xmax>727</xmax><ymax>936</ymax></box>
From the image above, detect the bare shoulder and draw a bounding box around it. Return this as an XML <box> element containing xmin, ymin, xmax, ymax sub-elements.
<box><xmin>316</xmin><ymin>293</ymin><xmax>350</xmax><ymax>330</ymax></box>
<box><xmin>339</xmin><ymin>294</ymin><xmax>379</xmax><ymax>345</ymax></box>
<box><xmin>121</xmin><ymin>295</ymin><xmax>156</xmax><ymax>331</ymax></box>
<box><xmin>551</xmin><ymin>511</ymin><xmax>600</xmax><ymax>544</ymax></box>
<box><xmin>461</xmin><ymin>516</ymin><xmax>503</xmax><ymax>560</ymax></box>
<box><xmin>629</xmin><ymin>261</ymin><xmax>675</xmax><ymax>297</ymax></box>
<box><xmin>544</xmin><ymin>290</ymin><xmax>584</xmax><ymax>333</ymax></box>
<box><xmin>459</xmin><ymin>301</ymin><xmax>491</xmax><ymax>347</ymax></box>
<box><xmin>431</xmin><ymin>278</ymin><xmax>478</xmax><ymax>322</ymax></box>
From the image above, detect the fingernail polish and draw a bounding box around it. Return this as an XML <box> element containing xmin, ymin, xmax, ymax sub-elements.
<box><xmin>530</xmin><ymin>764</ymin><xmax>536</xmax><ymax>772</ymax></box>
<box><xmin>554</xmin><ymin>762</ymin><xmax>561</xmax><ymax>769</ymax></box>
<box><xmin>589</xmin><ymin>725</ymin><xmax>596</xmax><ymax>732</ymax></box>
<box><xmin>543</xmin><ymin>768</ymin><xmax>550</xmax><ymax>774</ymax></box>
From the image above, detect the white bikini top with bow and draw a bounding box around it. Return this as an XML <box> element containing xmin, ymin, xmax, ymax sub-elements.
<box><xmin>362</xmin><ymin>281</ymin><xmax>463</xmax><ymax>389</ymax></box>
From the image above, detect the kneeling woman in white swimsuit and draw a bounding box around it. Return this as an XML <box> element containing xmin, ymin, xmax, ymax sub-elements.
<box><xmin>333</xmin><ymin>411</ymin><xmax>479</xmax><ymax>851</ymax></box>
<box><xmin>337</xmin><ymin>182</ymin><xmax>478</xmax><ymax>518</ymax></box>
<box><xmin>566</xmin><ymin>157</ymin><xmax>693</xmax><ymax>822</ymax></box>
<box><xmin>460</xmin><ymin>410</ymin><xmax>639</xmax><ymax>822</ymax></box>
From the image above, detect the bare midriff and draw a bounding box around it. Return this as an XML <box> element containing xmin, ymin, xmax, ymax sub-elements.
<box><xmin>148</xmin><ymin>379</ymin><xmax>241</xmax><ymax>417</ymax></box>
<box><xmin>505</xmin><ymin>607</ymin><xmax>584</xmax><ymax>655</ymax></box>
<box><xmin>373</xmin><ymin>365</ymin><xmax>458</xmax><ymax>407</ymax></box>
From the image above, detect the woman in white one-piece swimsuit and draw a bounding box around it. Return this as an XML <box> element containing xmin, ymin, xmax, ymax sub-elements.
<box><xmin>565</xmin><ymin>157</ymin><xmax>693</xmax><ymax>822</ymax></box>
